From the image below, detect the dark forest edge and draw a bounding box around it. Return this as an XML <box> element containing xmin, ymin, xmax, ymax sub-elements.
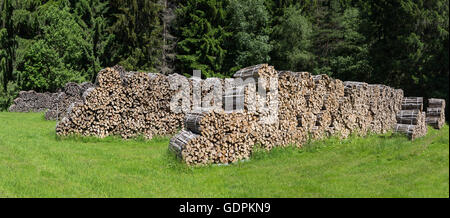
<box><xmin>1</xmin><ymin>0</ymin><xmax>449</xmax><ymax>118</ymax></box>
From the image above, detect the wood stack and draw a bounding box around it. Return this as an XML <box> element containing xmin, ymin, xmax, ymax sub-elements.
<box><xmin>401</xmin><ymin>97</ymin><xmax>423</xmax><ymax>110</ymax></box>
<box><xmin>277</xmin><ymin>71</ymin><xmax>311</xmax><ymax>145</ymax></box>
<box><xmin>367</xmin><ymin>84</ymin><xmax>403</xmax><ymax>135</ymax></box>
<box><xmin>426</xmin><ymin>98</ymin><xmax>446</xmax><ymax>129</ymax></box>
<box><xmin>170</xmin><ymin>111</ymin><xmax>256</xmax><ymax>165</ymax></box>
<box><xmin>45</xmin><ymin>82</ymin><xmax>95</xmax><ymax>120</ymax></box>
<box><xmin>56</xmin><ymin>66</ymin><xmax>185</xmax><ymax>139</ymax></box>
<box><xmin>169</xmin><ymin>130</ymin><xmax>200</xmax><ymax>159</ymax></box>
<box><xmin>52</xmin><ymin>63</ymin><xmax>435</xmax><ymax>165</ymax></box>
<box><xmin>170</xmin><ymin>64</ymin><xmax>278</xmax><ymax>165</ymax></box>
<box><xmin>8</xmin><ymin>82</ymin><xmax>95</xmax><ymax>121</ymax></box>
<box><xmin>329</xmin><ymin>82</ymin><xmax>402</xmax><ymax>138</ymax></box>
<box><xmin>232</xmin><ymin>64</ymin><xmax>282</xmax><ymax>150</ymax></box>
<box><xmin>8</xmin><ymin>90</ymin><xmax>56</xmax><ymax>112</ymax></box>
<box><xmin>394</xmin><ymin>97</ymin><xmax>427</xmax><ymax>140</ymax></box>
<box><xmin>170</xmin><ymin>64</ymin><xmax>406</xmax><ymax>165</ymax></box>
<box><xmin>277</xmin><ymin>72</ymin><xmax>336</xmax><ymax>143</ymax></box>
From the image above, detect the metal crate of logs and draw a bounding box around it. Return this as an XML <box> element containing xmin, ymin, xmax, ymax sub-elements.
<box><xmin>393</xmin><ymin>97</ymin><xmax>428</xmax><ymax>140</ymax></box>
<box><xmin>426</xmin><ymin>98</ymin><xmax>446</xmax><ymax>129</ymax></box>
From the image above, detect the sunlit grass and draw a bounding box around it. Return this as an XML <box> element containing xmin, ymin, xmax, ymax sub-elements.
<box><xmin>0</xmin><ymin>112</ymin><xmax>448</xmax><ymax>197</ymax></box>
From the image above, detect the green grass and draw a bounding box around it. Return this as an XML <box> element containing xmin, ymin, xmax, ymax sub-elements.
<box><xmin>0</xmin><ymin>112</ymin><xmax>448</xmax><ymax>198</ymax></box>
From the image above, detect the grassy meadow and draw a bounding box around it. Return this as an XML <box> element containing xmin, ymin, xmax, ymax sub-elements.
<box><xmin>0</xmin><ymin>112</ymin><xmax>448</xmax><ymax>198</ymax></box>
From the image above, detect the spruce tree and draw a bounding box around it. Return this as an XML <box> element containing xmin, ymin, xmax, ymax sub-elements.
<box><xmin>72</xmin><ymin>0</ymin><xmax>112</xmax><ymax>81</ymax></box>
<box><xmin>361</xmin><ymin>0</ymin><xmax>449</xmax><ymax>116</ymax></box>
<box><xmin>107</xmin><ymin>0</ymin><xmax>163</xmax><ymax>72</ymax></box>
<box><xmin>175</xmin><ymin>0</ymin><xmax>229</xmax><ymax>77</ymax></box>
<box><xmin>0</xmin><ymin>0</ymin><xmax>15</xmax><ymax>92</ymax></box>
<box><xmin>304</xmin><ymin>0</ymin><xmax>371</xmax><ymax>81</ymax></box>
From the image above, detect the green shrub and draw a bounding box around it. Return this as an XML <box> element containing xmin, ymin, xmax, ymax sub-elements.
<box><xmin>0</xmin><ymin>81</ymin><xmax>20</xmax><ymax>111</ymax></box>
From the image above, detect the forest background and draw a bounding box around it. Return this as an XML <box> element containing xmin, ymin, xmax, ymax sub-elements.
<box><xmin>1</xmin><ymin>0</ymin><xmax>448</xmax><ymax>118</ymax></box>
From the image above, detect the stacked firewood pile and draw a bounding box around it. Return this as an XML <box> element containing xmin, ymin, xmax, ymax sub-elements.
<box><xmin>8</xmin><ymin>82</ymin><xmax>95</xmax><ymax>120</ymax></box>
<box><xmin>426</xmin><ymin>98</ymin><xmax>446</xmax><ymax>129</ymax></box>
<box><xmin>233</xmin><ymin>64</ymin><xmax>282</xmax><ymax>149</ymax></box>
<box><xmin>55</xmin><ymin>66</ymin><xmax>186</xmax><ymax>139</ymax></box>
<box><xmin>52</xmin><ymin>63</ymin><xmax>436</xmax><ymax>165</ymax></box>
<box><xmin>394</xmin><ymin>97</ymin><xmax>427</xmax><ymax>140</ymax></box>
<box><xmin>367</xmin><ymin>84</ymin><xmax>404</xmax><ymax>134</ymax></box>
<box><xmin>170</xmin><ymin>111</ymin><xmax>257</xmax><ymax>165</ymax></box>
<box><xmin>8</xmin><ymin>91</ymin><xmax>57</xmax><ymax>112</ymax></box>
<box><xmin>170</xmin><ymin>64</ymin><xmax>405</xmax><ymax>165</ymax></box>
<box><xmin>45</xmin><ymin>82</ymin><xmax>95</xmax><ymax>120</ymax></box>
<box><xmin>170</xmin><ymin>64</ymin><xmax>280</xmax><ymax>165</ymax></box>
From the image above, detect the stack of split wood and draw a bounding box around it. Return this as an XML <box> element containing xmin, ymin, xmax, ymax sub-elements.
<box><xmin>45</xmin><ymin>82</ymin><xmax>95</xmax><ymax>120</ymax></box>
<box><xmin>170</xmin><ymin>64</ymin><xmax>278</xmax><ymax>165</ymax></box>
<box><xmin>277</xmin><ymin>72</ymin><xmax>341</xmax><ymax>143</ymax></box>
<box><xmin>169</xmin><ymin>64</ymin><xmax>405</xmax><ymax>165</ymax></box>
<box><xmin>170</xmin><ymin>111</ymin><xmax>256</xmax><ymax>165</ymax></box>
<box><xmin>367</xmin><ymin>84</ymin><xmax>403</xmax><ymax>135</ymax></box>
<box><xmin>394</xmin><ymin>97</ymin><xmax>427</xmax><ymax>140</ymax></box>
<box><xmin>56</xmin><ymin>66</ymin><xmax>186</xmax><ymax>139</ymax></box>
<box><xmin>232</xmin><ymin>64</ymin><xmax>281</xmax><ymax>150</ymax></box>
<box><xmin>8</xmin><ymin>91</ymin><xmax>57</xmax><ymax>112</ymax></box>
<box><xmin>8</xmin><ymin>82</ymin><xmax>95</xmax><ymax>120</ymax></box>
<box><xmin>53</xmin><ymin>63</ymin><xmax>434</xmax><ymax>165</ymax></box>
<box><xmin>426</xmin><ymin>98</ymin><xmax>446</xmax><ymax>129</ymax></box>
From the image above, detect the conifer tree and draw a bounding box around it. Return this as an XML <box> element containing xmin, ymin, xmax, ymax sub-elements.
<box><xmin>175</xmin><ymin>0</ymin><xmax>229</xmax><ymax>77</ymax></box>
<box><xmin>72</xmin><ymin>0</ymin><xmax>112</xmax><ymax>81</ymax></box>
<box><xmin>107</xmin><ymin>0</ymin><xmax>163</xmax><ymax>72</ymax></box>
<box><xmin>0</xmin><ymin>0</ymin><xmax>15</xmax><ymax>92</ymax></box>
